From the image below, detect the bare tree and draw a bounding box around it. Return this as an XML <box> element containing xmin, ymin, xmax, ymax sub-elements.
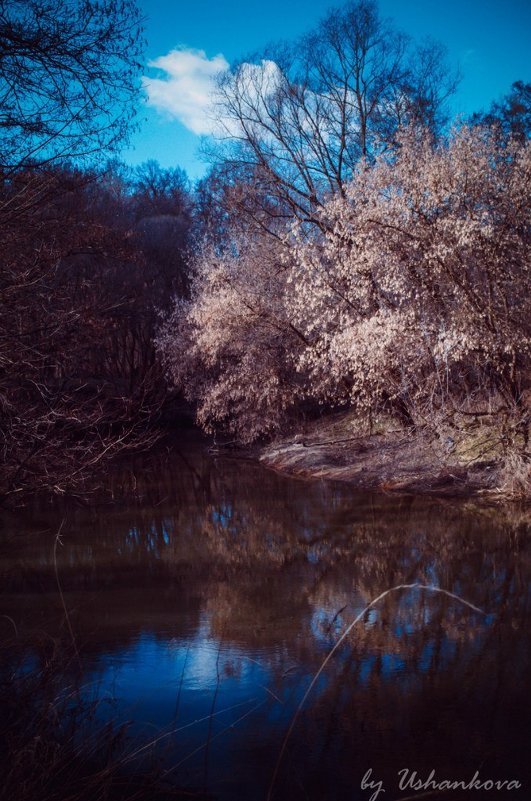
<box><xmin>471</xmin><ymin>80</ymin><xmax>531</xmax><ymax>144</ymax></box>
<box><xmin>210</xmin><ymin>0</ymin><xmax>458</xmax><ymax>229</ymax></box>
<box><xmin>0</xmin><ymin>0</ymin><xmax>151</xmax><ymax>503</ymax></box>
<box><xmin>0</xmin><ymin>0</ymin><xmax>144</xmax><ymax>174</ymax></box>
<box><xmin>132</xmin><ymin>160</ymin><xmax>190</xmax><ymax>216</ymax></box>
<box><xmin>0</xmin><ymin>166</ymin><xmax>165</xmax><ymax>502</ymax></box>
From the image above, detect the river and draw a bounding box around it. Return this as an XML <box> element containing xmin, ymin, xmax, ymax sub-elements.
<box><xmin>1</xmin><ymin>433</ymin><xmax>530</xmax><ymax>800</ymax></box>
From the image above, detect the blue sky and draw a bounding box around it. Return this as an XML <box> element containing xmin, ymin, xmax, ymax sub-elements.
<box><xmin>121</xmin><ymin>0</ymin><xmax>531</xmax><ymax>178</ymax></box>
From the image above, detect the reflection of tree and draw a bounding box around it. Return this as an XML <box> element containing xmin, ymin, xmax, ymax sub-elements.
<box><xmin>2</xmin><ymin>442</ymin><xmax>530</xmax><ymax>799</ymax></box>
<box><xmin>3</xmin><ymin>440</ymin><xmax>530</xmax><ymax>648</ymax></box>
<box><xmin>278</xmin><ymin>594</ymin><xmax>531</xmax><ymax>799</ymax></box>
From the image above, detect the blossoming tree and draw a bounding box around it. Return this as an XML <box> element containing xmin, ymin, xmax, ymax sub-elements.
<box><xmin>159</xmin><ymin>126</ymin><xmax>530</xmax><ymax>446</ymax></box>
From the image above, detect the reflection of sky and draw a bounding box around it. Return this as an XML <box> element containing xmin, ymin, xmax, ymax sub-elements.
<box><xmin>81</xmin><ymin>627</ymin><xmax>313</xmax><ymax>797</ymax></box>
<box><xmin>75</xmin><ymin>579</ymin><xmax>493</xmax><ymax>799</ymax></box>
<box><xmin>123</xmin><ymin>522</ymin><xmax>171</xmax><ymax>556</ymax></box>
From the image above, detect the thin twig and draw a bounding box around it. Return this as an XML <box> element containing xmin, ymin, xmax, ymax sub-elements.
<box><xmin>123</xmin><ymin>698</ymin><xmax>257</xmax><ymax>765</ymax></box>
<box><xmin>53</xmin><ymin>518</ymin><xmax>81</xmax><ymax>670</ymax></box>
<box><xmin>165</xmin><ymin>700</ymin><xmax>267</xmax><ymax>774</ymax></box>
<box><xmin>267</xmin><ymin>583</ymin><xmax>488</xmax><ymax>801</ymax></box>
<box><xmin>0</xmin><ymin>615</ymin><xmax>18</xmax><ymax>637</ymax></box>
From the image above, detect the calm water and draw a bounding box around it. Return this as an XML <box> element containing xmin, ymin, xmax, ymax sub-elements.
<box><xmin>1</xmin><ymin>434</ymin><xmax>530</xmax><ymax>800</ymax></box>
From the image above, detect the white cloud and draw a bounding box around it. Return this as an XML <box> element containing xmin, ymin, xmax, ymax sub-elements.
<box><xmin>143</xmin><ymin>48</ymin><xmax>229</xmax><ymax>135</ymax></box>
<box><xmin>144</xmin><ymin>48</ymin><xmax>318</xmax><ymax>145</ymax></box>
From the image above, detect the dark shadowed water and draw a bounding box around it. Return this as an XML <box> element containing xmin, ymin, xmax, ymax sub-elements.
<box><xmin>1</xmin><ymin>433</ymin><xmax>530</xmax><ymax>800</ymax></box>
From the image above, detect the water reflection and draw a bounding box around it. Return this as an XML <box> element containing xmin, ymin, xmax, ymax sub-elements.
<box><xmin>1</xmin><ymin>433</ymin><xmax>530</xmax><ymax>800</ymax></box>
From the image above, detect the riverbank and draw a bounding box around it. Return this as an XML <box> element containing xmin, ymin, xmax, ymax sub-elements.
<box><xmin>260</xmin><ymin>411</ymin><xmax>530</xmax><ymax>499</ymax></box>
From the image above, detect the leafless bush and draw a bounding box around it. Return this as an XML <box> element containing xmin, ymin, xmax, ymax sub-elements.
<box><xmin>495</xmin><ymin>450</ymin><xmax>531</xmax><ymax>499</ymax></box>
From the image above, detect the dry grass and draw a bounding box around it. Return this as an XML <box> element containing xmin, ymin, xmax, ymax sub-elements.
<box><xmin>0</xmin><ymin>642</ymin><xmax>190</xmax><ymax>801</ymax></box>
<box><xmin>494</xmin><ymin>450</ymin><xmax>531</xmax><ymax>500</ymax></box>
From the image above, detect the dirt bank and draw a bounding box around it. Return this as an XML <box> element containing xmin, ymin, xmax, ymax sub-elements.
<box><xmin>260</xmin><ymin>411</ymin><xmax>528</xmax><ymax>499</ymax></box>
